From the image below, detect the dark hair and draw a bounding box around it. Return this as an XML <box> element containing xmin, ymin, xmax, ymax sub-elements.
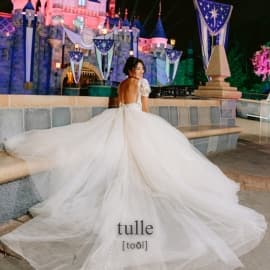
<box><xmin>123</xmin><ymin>56</ymin><xmax>146</xmax><ymax>75</ymax></box>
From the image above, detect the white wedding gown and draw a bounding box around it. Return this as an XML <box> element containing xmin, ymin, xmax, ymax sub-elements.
<box><xmin>0</xmin><ymin>80</ymin><xmax>267</xmax><ymax>270</ymax></box>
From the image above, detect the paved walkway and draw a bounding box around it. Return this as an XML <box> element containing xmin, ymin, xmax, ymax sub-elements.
<box><xmin>0</xmin><ymin>118</ymin><xmax>269</xmax><ymax>270</ymax></box>
<box><xmin>209</xmin><ymin>117</ymin><xmax>270</xmax><ymax>191</ymax></box>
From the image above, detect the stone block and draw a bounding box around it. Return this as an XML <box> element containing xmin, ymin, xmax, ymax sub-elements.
<box><xmin>149</xmin><ymin>106</ymin><xmax>159</xmax><ymax>115</ymax></box>
<box><xmin>178</xmin><ymin>107</ymin><xmax>190</xmax><ymax>127</ymax></box>
<box><xmin>220</xmin><ymin>118</ymin><xmax>235</xmax><ymax>127</ymax></box>
<box><xmin>198</xmin><ymin>107</ymin><xmax>211</xmax><ymax>126</ymax></box>
<box><xmin>221</xmin><ymin>108</ymin><xmax>235</xmax><ymax>118</ymax></box>
<box><xmin>52</xmin><ymin>107</ymin><xmax>71</xmax><ymax>127</ymax></box>
<box><xmin>192</xmin><ymin>138</ymin><xmax>209</xmax><ymax>155</ymax></box>
<box><xmin>92</xmin><ymin>107</ymin><xmax>106</xmax><ymax>117</ymax></box>
<box><xmin>159</xmin><ymin>107</ymin><xmax>170</xmax><ymax>123</ymax></box>
<box><xmin>228</xmin><ymin>134</ymin><xmax>239</xmax><ymax>149</ymax></box>
<box><xmin>216</xmin><ymin>134</ymin><xmax>229</xmax><ymax>152</ymax></box>
<box><xmin>207</xmin><ymin>136</ymin><xmax>219</xmax><ymax>154</ymax></box>
<box><xmin>169</xmin><ymin>106</ymin><xmax>178</xmax><ymax>127</ymax></box>
<box><xmin>210</xmin><ymin>106</ymin><xmax>221</xmax><ymax>125</ymax></box>
<box><xmin>71</xmin><ymin>107</ymin><xmax>92</xmax><ymax>123</ymax></box>
<box><xmin>190</xmin><ymin>107</ymin><xmax>198</xmax><ymax>126</ymax></box>
<box><xmin>25</xmin><ymin>108</ymin><xmax>51</xmax><ymax>131</ymax></box>
<box><xmin>0</xmin><ymin>109</ymin><xmax>24</xmax><ymax>143</ymax></box>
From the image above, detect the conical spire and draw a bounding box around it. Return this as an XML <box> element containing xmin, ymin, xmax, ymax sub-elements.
<box><xmin>152</xmin><ymin>17</ymin><xmax>166</xmax><ymax>38</ymax></box>
<box><xmin>122</xmin><ymin>8</ymin><xmax>130</xmax><ymax>27</ymax></box>
<box><xmin>23</xmin><ymin>0</ymin><xmax>34</xmax><ymax>11</ymax></box>
<box><xmin>158</xmin><ymin>0</ymin><xmax>162</xmax><ymax>17</ymax></box>
<box><xmin>152</xmin><ymin>1</ymin><xmax>166</xmax><ymax>38</ymax></box>
<box><xmin>133</xmin><ymin>17</ymin><xmax>148</xmax><ymax>38</ymax></box>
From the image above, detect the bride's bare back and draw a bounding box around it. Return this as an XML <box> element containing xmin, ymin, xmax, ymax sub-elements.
<box><xmin>118</xmin><ymin>78</ymin><xmax>139</xmax><ymax>105</ymax></box>
<box><xmin>118</xmin><ymin>58</ymin><xmax>149</xmax><ymax>112</ymax></box>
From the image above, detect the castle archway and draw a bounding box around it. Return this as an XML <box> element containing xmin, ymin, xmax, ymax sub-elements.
<box><xmin>61</xmin><ymin>62</ymin><xmax>103</xmax><ymax>92</ymax></box>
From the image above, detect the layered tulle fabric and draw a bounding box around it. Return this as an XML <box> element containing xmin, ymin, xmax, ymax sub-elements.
<box><xmin>1</xmin><ymin>103</ymin><xmax>267</xmax><ymax>270</ymax></box>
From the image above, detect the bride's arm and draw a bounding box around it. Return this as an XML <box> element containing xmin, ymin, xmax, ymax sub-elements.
<box><xmin>141</xmin><ymin>96</ymin><xmax>149</xmax><ymax>112</ymax></box>
<box><xmin>140</xmin><ymin>78</ymin><xmax>151</xmax><ymax>112</ymax></box>
<box><xmin>117</xmin><ymin>83</ymin><xmax>124</xmax><ymax>107</ymax></box>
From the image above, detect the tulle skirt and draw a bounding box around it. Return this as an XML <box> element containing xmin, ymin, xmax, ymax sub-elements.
<box><xmin>1</xmin><ymin>103</ymin><xmax>267</xmax><ymax>270</ymax></box>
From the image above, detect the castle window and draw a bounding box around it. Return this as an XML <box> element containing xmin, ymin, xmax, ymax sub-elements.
<box><xmin>1</xmin><ymin>48</ymin><xmax>9</xmax><ymax>61</ymax></box>
<box><xmin>78</xmin><ymin>0</ymin><xmax>86</xmax><ymax>7</ymax></box>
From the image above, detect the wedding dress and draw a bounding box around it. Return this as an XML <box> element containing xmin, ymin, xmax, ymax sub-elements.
<box><xmin>0</xmin><ymin>79</ymin><xmax>267</xmax><ymax>270</ymax></box>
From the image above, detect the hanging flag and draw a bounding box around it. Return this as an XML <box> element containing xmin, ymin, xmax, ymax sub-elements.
<box><xmin>165</xmin><ymin>49</ymin><xmax>182</xmax><ymax>83</ymax></box>
<box><xmin>69</xmin><ymin>51</ymin><xmax>84</xmax><ymax>84</ymax></box>
<box><xmin>23</xmin><ymin>6</ymin><xmax>37</xmax><ymax>88</ymax></box>
<box><xmin>93</xmin><ymin>39</ymin><xmax>114</xmax><ymax>80</ymax></box>
<box><xmin>194</xmin><ymin>0</ymin><xmax>233</xmax><ymax>69</ymax></box>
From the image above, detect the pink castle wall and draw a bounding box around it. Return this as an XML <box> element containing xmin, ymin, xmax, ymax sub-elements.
<box><xmin>12</xmin><ymin>0</ymin><xmax>106</xmax><ymax>29</ymax></box>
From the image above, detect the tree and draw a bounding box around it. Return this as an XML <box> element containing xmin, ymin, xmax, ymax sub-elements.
<box><xmin>226</xmin><ymin>41</ymin><xmax>249</xmax><ymax>91</ymax></box>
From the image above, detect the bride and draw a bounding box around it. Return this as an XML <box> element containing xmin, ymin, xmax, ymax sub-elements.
<box><xmin>0</xmin><ymin>56</ymin><xmax>267</xmax><ymax>270</ymax></box>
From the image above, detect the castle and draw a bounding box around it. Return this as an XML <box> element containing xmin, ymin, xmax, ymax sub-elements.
<box><xmin>0</xmin><ymin>0</ymin><xmax>179</xmax><ymax>95</ymax></box>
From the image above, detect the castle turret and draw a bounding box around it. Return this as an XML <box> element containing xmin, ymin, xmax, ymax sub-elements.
<box><xmin>151</xmin><ymin>1</ymin><xmax>167</xmax><ymax>50</ymax></box>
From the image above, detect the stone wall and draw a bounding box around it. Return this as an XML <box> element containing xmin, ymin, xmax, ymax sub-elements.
<box><xmin>236</xmin><ymin>99</ymin><xmax>261</xmax><ymax>119</ymax></box>
<box><xmin>0</xmin><ymin>95</ymin><xmax>240</xmax><ymax>155</ymax></box>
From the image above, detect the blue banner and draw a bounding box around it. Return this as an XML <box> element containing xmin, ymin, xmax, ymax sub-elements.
<box><xmin>93</xmin><ymin>39</ymin><xmax>114</xmax><ymax>54</ymax></box>
<box><xmin>196</xmin><ymin>0</ymin><xmax>232</xmax><ymax>35</ymax></box>
<box><xmin>194</xmin><ymin>0</ymin><xmax>233</xmax><ymax>69</ymax></box>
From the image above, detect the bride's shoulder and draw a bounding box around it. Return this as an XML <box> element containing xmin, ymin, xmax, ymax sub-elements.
<box><xmin>139</xmin><ymin>78</ymin><xmax>151</xmax><ymax>96</ymax></box>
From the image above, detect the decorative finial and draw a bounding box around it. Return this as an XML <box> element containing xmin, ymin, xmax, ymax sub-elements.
<box><xmin>124</xmin><ymin>8</ymin><xmax>128</xmax><ymax>20</ymax></box>
<box><xmin>158</xmin><ymin>0</ymin><xmax>162</xmax><ymax>17</ymax></box>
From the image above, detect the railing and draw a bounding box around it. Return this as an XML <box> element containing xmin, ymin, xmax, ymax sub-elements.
<box><xmin>241</xmin><ymin>91</ymin><xmax>268</xmax><ymax>100</ymax></box>
<box><xmin>150</xmin><ymin>85</ymin><xmax>194</xmax><ymax>98</ymax></box>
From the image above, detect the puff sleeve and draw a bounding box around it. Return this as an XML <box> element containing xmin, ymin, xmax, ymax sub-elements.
<box><xmin>139</xmin><ymin>78</ymin><xmax>151</xmax><ymax>97</ymax></box>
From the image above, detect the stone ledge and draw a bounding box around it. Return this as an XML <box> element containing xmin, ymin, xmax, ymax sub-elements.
<box><xmin>0</xmin><ymin>152</ymin><xmax>50</xmax><ymax>185</ymax></box>
<box><xmin>0</xmin><ymin>94</ymin><xmax>221</xmax><ymax>108</ymax></box>
<box><xmin>0</xmin><ymin>95</ymin><xmax>110</xmax><ymax>108</ymax></box>
<box><xmin>180</xmin><ymin>125</ymin><xmax>242</xmax><ymax>139</ymax></box>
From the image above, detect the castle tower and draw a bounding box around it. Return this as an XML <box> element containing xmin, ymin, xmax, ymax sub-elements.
<box><xmin>151</xmin><ymin>1</ymin><xmax>167</xmax><ymax>50</ymax></box>
<box><xmin>12</xmin><ymin>0</ymin><xmax>45</xmax><ymax>11</ymax></box>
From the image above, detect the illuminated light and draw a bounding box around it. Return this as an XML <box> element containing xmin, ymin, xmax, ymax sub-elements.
<box><xmin>55</xmin><ymin>62</ymin><xmax>61</xmax><ymax>69</ymax></box>
<box><xmin>170</xmin><ymin>38</ymin><xmax>176</xmax><ymax>47</ymax></box>
<box><xmin>102</xmin><ymin>28</ymin><xmax>108</xmax><ymax>35</ymax></box>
